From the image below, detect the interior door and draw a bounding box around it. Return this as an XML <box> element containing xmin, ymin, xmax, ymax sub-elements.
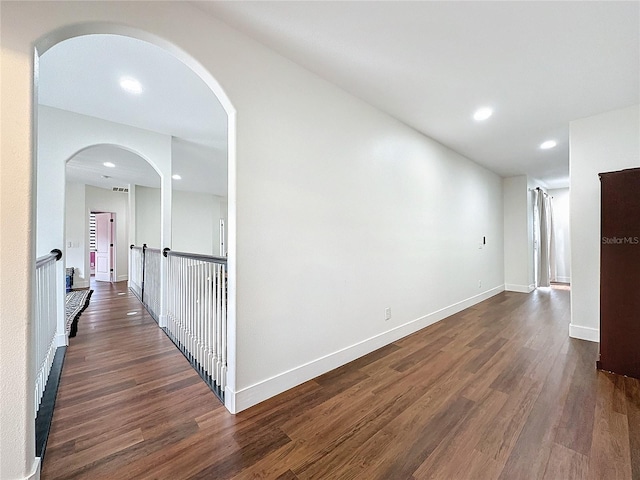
<box><xmin>95</xmin><ymin>212</ymin><xmax>114</xmax><ymax>282</ymax></box>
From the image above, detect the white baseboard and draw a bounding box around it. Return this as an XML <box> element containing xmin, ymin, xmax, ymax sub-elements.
<box><xmin>569</xmin><ymin>324</ymin><xmax>599</xmax><ymax>343</ymax></box>
<box><xmin>555</xmin><ymin>276</ymin><xmax>571</xmax><ymax>284</ymax></box>
<box><xmin>228</xmin><ymin>284</ymin><xmax>505</xmax><ymax>413</ymax></box>
<box><xmin>117</xmin><ymin>274</ymin><xmax>128</xmax><ymax>282</ymax></box>
<box><xmin>224</xmin><ymin>386</ymin><xmax>237</xmax><ymax>414</ymax></box>
<box><xmin>55</xmin><ymin>332</ymin><xmax>68</xmax><ymax>348</ymax></box>
<box><xmin>25</xmin><ymin>457</ymin><xmax>40</xmax><ymax>480</ymax></box>
<box><xmin>505</xmin><ymin>283</ymin><xmax>535</xmax><ymax>293</ymax></box>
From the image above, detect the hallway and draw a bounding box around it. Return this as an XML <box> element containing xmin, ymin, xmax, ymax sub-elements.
<box><xmin>41</xmin><ymin>280</ymin><xmax>225</xmax><ymax>479</ymax></box>
<box><xmin>42</xmin><ymin>283</ymin><xmax>639</xmax><ymax>479</ymax></box>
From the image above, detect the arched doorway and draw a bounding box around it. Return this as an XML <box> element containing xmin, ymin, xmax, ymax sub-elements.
<box><xmin>2</xmin><ymin>8</ymin><xmax>241</xmax><ymax>478</ymax></box>
<box><xmin>34</xmin><ymin>27</ymin><xmax>236</xmax><ymax>428</ymax></box>
<box><xmin>65</xmin><ymin>144</ymin><xmax>162</xmax><ymax>288</ymax></box>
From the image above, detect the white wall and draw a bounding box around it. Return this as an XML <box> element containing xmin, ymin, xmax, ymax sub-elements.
<box><xmin>65</xmin><ymin>183</ymin><xmax>131</xmax><ymax>285</ymax></box>
<box><xmin>221</xmin><ymin>199</ymin><xmax>228</xmax><ymax>256</ymax></box>
<box><xmin>86</xmin><ymin>186</ymin><xmax>130</xmax><ymax>282</ymax></box>
<box><xmin>135</xmin><ymin>186</ymin><xmax>225</xmax><ymax>255</ymax></box>
<box><xmin>502</xmin><ymin>175</ymin><xmax>545</xmax><ymax>292</ymax></box>
<box><xmin>135</xmin><ymin>185</ymin><xmax>161</xmax><ymax>249</ymax></box>
<box><xmin>37</xmin><ymin>105</ymin><xmax>172</xmax><ymax>259</ymax></box>
<box><xmin>503</xmin><ymin>176</ymin><xmax>533</xmax><ymax>292</ymax></box>
<box><xmin>236</xmin><ymin>117</ymin><xmax>504</xmax><ymax>409</ymax></box>
<box><xmin>0</xmin><ymin>23</ymin><xmax>38</xmax><ymax>478</ymax></box>
<box><xmin>172</xmin><ymin>190</ymin><xmax>224</xmax><ymax>256</ymax></box>
<box><xmin>569</xmin><ymin>104</ymin><xmax>640</xmax><ymax>342</ymax></box>
<box><xmin>548</xmin><ymin>188</ymin><xmax>570</xmax><ymax>283</ymax></box>
<box><xmin>42</xmin><ymin>103</ymin><xmax>172</xmax><ymax>289</ymax></box>
<box><xmin>1</xmin><ymin>4</ymin><xmax>505</xmax><ymax>476</ymax></box>
<box><xmin>64</xmin><ymin>181</ymin><xmax>89</xmax><ymax>288</ymax></box>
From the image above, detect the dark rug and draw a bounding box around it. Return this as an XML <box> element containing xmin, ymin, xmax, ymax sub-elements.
<box><xmin>65</xmin><ymin>289</ymin><xmax>93</xmax><ymax>337</ymax></box>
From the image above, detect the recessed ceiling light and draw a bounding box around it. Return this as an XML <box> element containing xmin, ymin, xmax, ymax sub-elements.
<box><xmin>540</xmin><ymin>140</ymin><xmax>557</xmax><ymax>150</ymax></box>
<box><xmin>473</xmin><ymin>107</ymin><xmax>493</xmax><ymax>121</ymax></box>
<box><xmin>172</xmin><ymin>174</ymin><xmax>182</xmax><ymax>180</ymax></box>
<box><xmin>119</xmin><ymin>76</ymin><xmax>142</xmax><ymax>95</ymax></box>
<box><xmin>103</xmin><ymin>162</ymin><xmax>115</xmax><ymax>168</ymax></box>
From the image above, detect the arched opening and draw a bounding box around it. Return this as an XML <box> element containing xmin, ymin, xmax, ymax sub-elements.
<box><xmin>65</xmin><ymin>144</ymin><xmax>161</xmax><ymax>289</ymax></box>
<box><xmin>33</xmin><ymin>28</ymin><xmax>237</xmax><ymax>450</ymax></box>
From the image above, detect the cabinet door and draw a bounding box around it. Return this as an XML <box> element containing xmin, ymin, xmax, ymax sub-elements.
<box><xmin>599</xmin><ymin>167</ymin><xmax>640</xmax><ymax>379</ymax></box>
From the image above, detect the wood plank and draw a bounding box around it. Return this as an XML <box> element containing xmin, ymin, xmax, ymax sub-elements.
<box><xmin>41</xmin><ymin>284</ymin><xmax>640</xmax><ymax>480</ymax></box>
<box><xmin>542</xmin><ymin>443</ymin><xmax>589</xmax><ymax>480</ymax></box>
<box><xmin>554</xmin><ymin>340</ymin><xmax>599</xmax><ymax>456</ymax></box>
<box><xmin>412</xmin><ymin>389</ymin><xmax>508</xmax><ymax>478</ymax></box>
<box><xmin>624</xmin><ymin>376</ymin><xmax>640</xmax><ymax>480</ymax></box>
<box><xmin>372</xmin><ymin>395</ymin><xmax>475</xmax><ymax>479</ymax></box>
<box><xmin>497</xmin><ymin>336</ymin><xmax>578</xmax><ymax>479</ymax></box>
<box><xmin>588</xmin><ymin>372</ymin><xmax>633</xmax><ymax>480</ymax></box>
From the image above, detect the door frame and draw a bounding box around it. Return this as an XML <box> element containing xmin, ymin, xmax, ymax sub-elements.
<box><xmin>93</xmin><ymin>211</ymin><xmax>116</xmax><ymax>282</ymax></box>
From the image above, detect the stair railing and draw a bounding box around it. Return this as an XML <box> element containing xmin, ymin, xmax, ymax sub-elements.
<box><xmin>34</xmin><ymin>248</ymin><xmax>62</xmax><ymax>415</ymax></box>
<box><xmin>163</xmin><ymin>248</ymin><xmax>227</xmax><ymax>398</ymax></box>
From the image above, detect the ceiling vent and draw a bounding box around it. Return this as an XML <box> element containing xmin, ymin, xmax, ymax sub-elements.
<box><xmin>112</xmin><ymin>187</ymin><xmax>129</xmax><ymax>193</ymax></box>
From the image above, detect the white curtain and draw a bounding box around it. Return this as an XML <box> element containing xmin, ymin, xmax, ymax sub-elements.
<box><xmin>535</xmin><ymin>189</ymin><xmax>556</xmax><ymax>287</ymax></box>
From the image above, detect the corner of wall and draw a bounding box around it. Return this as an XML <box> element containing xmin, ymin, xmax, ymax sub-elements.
<box><xmin>505</xmin><ymin>284</ymin><xmax>535</xmax><ymax>294</ymax></box>
<box><xmin>569</xmin><ymin>324</ymin><xmax>599</xmax><ymax>343</ymax></box>
<box><xmin>26</xmin><ymin>458</ymin><xmax>41</xmax><ymax>480</ymax></box>
<box><xmin>224</xmin><ymin>386</ymin><xmax>237</xmax><ymax>414</ymax></box>
<box><xmin>569</xmin><ymin>104</ymin><xmax>639</xmax><ymax>339</ymax></box>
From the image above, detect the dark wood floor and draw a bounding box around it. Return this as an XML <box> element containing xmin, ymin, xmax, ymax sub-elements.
<box><xmin>42</xmin><ymin>282</ymin><xmax>639</xmax><ymax>479</ymax></box>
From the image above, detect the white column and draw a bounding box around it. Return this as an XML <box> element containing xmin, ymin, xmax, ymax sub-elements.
<box><xmin>128</xmin><ymin>184</ymin><xmax>137</xmax><ymax>290</ymax></box>
<box><xmin>159</xmin><ymin>172</ymin><xmax>171</xmax><ymax>328</ymax></box>
<box><xmin>0</xmin><ymin>42</ymin><xmax>39</xmax><ymax>480</ymax></box>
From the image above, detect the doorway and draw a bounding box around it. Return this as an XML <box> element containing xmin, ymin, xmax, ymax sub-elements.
<box><xmin>35</xmin><ymin>27</ymin><xmax>238</xmax><ymax>416</ymax></box>
<box><xmin>93</xmin><ymin>212</ymin><xmax>115</xmax><ymax>282</ymax></box>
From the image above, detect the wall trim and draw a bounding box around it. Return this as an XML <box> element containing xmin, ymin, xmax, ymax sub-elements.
<box><xmin>555</xmin><ymin>276</ymin><xmax>571</xmax><ymax>284</ymax></box>
<box><xmin>569</xmin><ymin>324</ymin><xmax>599</xmax><ymax>343</ymax></box>
<box><xmin>224</xmin><ymin>385</ymin><xmax>237</xmax><ymax>414</ymax></box>
<box><xmin>55</xmin><ymin>332</ymin><xmax>67</xmax><ymax>348</ymax></box>
<box><xmin>117</xmin><ymin>274</ymin><xmax>128</xmax><ymax>282</ymax></box>
<box><xmin>228</xmin><ymin>284</ymin><xmax>505</xmax><ymax>413</ymax></box>
<box><xmin>505</xmin><ymin>283</ymin><xmax>535</xmax><ymax>293</ymax></box>
<box><xmin>25</xmin><ymin>458</ymin><xmax>41</xmax><ymax>480</ymax></box>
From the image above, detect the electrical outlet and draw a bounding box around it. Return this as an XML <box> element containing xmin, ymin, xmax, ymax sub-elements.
<box><xmin>385</xmin><ymin>307</ymin><xmax>391</xmax><ymax>320</ymax></box>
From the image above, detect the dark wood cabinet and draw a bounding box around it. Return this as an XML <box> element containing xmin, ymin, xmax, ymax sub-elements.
<box><xmin>598</xmin><ymin>167</ymin><xmax>640</xmax><ymax>379</ymax></box>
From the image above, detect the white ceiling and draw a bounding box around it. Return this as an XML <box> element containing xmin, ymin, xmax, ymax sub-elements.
<box><xmin>39</xmin><ymin>3</ymin><xmax>639</xmax><ymax>192</ymax></box>
<box><xmin>195</xmin><ymin>1</ymin><xmax>640</xmax><ymax>188</ymax></box>
<box><xmin>39</xmin><ymin>34</ymin><xmax>228</xmax><ymax>196</ymax></box>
